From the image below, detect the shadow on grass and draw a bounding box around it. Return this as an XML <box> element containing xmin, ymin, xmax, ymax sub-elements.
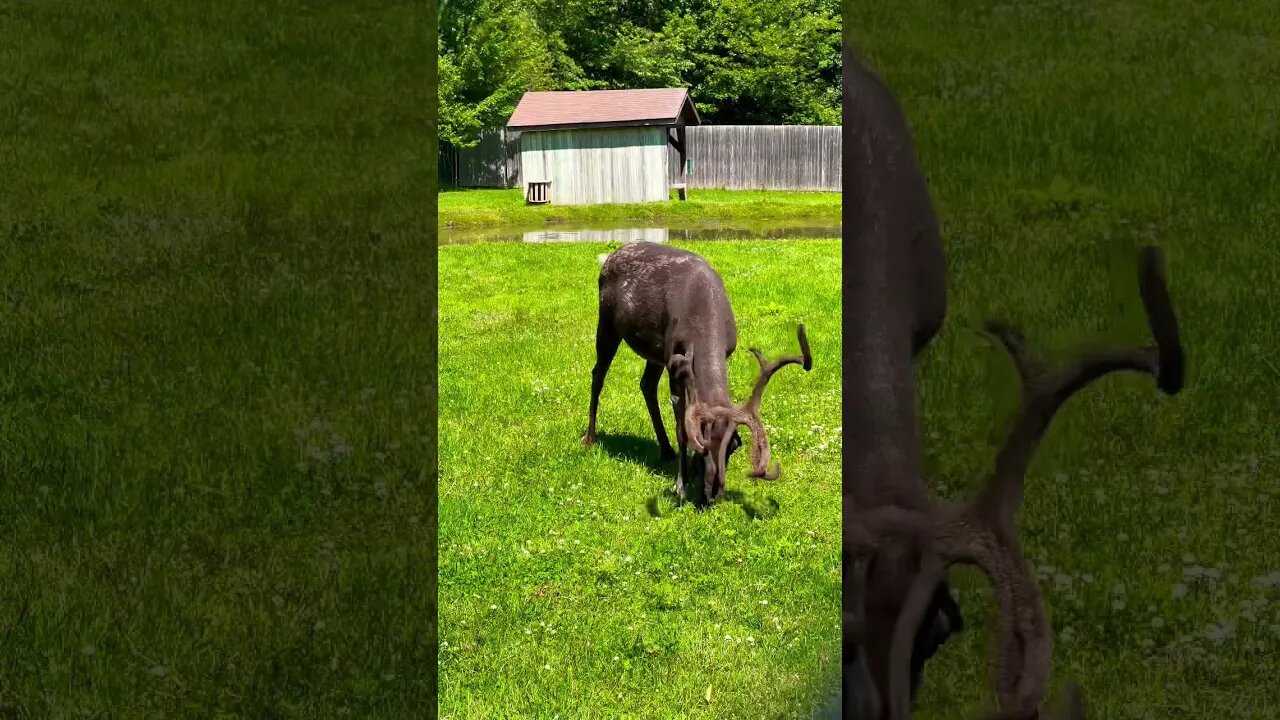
<box><xmin>723</xmin><ymin>488</ymin><xmax>782</xmax><ymax>520</ymax></box>
<box><xmin>595</xmin><ymin>431</ymin><xmax>672</xmax><ymax>476</ymax></box>
<box><xmin>641</xmin><ymin>477</ymin><xmax>782</xmax><ymax>518</ymax></box>
<box><xmin>813</xmin><ymin>689</ymin><xmax>841</xmax><ymax>719</ymax></box>
<box><xmin>594</xmin><ymin>433</ymin><xmax>784</xmax><ymax>517</ymax></box>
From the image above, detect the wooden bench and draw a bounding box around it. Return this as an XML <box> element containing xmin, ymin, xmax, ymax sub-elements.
<box><xmin>671</xmin><ymin>183</ymin><xmax>688</xmax><ymax>201</ymax></box>
<box><xmin>526</xmin><ymin>181</ymin><xmax>551</xmax><ymax>205</ymax></box>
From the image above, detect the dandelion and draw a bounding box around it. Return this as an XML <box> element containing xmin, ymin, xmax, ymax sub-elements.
<box><xmin>544</xmin><ymin>664</ymin><xmax>552</xmax><ymax>670</ymax></box>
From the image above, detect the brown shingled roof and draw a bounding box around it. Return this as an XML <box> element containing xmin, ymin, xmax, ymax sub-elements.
<box><xmin>506</xmin><ymin>88</ymin><xmax>700</xmax><ymax>131</ymax></box>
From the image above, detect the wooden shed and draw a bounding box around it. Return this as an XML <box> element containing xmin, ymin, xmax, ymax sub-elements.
<box><xmin>506</xmin><ymin>88</ymin><xmax>701</xmax><ymax>206</ymax></box>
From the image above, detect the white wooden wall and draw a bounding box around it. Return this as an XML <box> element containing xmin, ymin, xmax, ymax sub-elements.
<box><xmin>519</xmin><ymin>127</ymin><xmax>669</xmax><ymax>205</ymax></box>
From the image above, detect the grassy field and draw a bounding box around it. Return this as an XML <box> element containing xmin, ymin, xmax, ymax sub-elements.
<box><xmin>855</xmin><ymin>1</ymin><xmax>1280</xmax><ymax>717</ymax></box>
<box><xmin>438</xmin><ymin>239</ymin><xmax>842</xmax><ymax>718</ymax></box>
<box><xmin>1</xmin><ymin>2</ymin><xmax>435</xmax><ymax>717</ymax></box>
<box><xmin>438</xmin><ymin>188</ymin><xmax>842</xmax><ymax>229</ymax></box>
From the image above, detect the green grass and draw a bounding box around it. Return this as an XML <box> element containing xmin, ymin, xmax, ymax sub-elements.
<box><xmin>855</xmin><ymin>1</ymin><xmax>1280</xmax><ymax>717</ymax></box>
<box><xmin>1</xmin><ymin>2</ymin><xmax>435</xmax><ymax>717</ymax></box>
<box><xmin>438</xmin><ymin>188</ymin><xmax>842</xmax><ymax>229</ymax></box>
<box><xmin>438</xmin><ymin>239</ymin><xmax>842</xmax><ymax>718</ymax></box>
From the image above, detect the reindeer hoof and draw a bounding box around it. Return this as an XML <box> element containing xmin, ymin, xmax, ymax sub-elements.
<box><xmin>674</xmin><ymin>478</ymin><xmax>686</xmax><ymax>500</ymax></box>
<box><xmin>659</xmin><ymin>448</ymin><xmax>677</xmax><ymax>462</ymax></box>
<box><xmin>581</xmin><ymin>434</ymin><xmax>596</xmax><ymax>447</ymax></box>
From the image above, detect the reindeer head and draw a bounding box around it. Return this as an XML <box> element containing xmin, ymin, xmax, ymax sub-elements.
<box><xmin>845</xmin><ymin>247</ymin><xmax>1185</xmax><ymax>719</ymax></box>
<box><xmin>668</xmin><ymin>325</ymin><xmax>814</xmax><ymax>503</ymax></box>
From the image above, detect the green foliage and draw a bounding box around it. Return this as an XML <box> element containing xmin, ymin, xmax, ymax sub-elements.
<box><xmin>438</xmin><ymin>0</ymin><xmax>561</xmax><ymax>146</ymax></box>
<box><xmin>438</xmin><ymin>0</ymin><xmax>840</xmax><ymax>146</ymax></box>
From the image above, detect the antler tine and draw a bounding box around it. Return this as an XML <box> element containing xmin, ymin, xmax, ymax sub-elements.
<box><xmin>742</xmin><ymin>324</ymin><xmax>813</xmax><ymax>415</ymax></box>
<box><xmin>982</xmin><ymin>321</ymin><xmax>1039</xmax><ymax>383</ymax></box>
<box><xmin>733</xmin><ymin>325</ymin><xmax>812</xmax><ymax>479</ymax></box>
<box><xmin>668</xmin><ymin>345</ymin><xmax>711</xmax><ymax>452</ymax></box>
<box><xmin>1137</xmin><ymin>245</ymin><xmax>1184</xmax><ymax>395</ymax></box>
<box><xmin>938</xmin><ymin>246</ymin><xmax>1183</xmax><ymax>717</ymax></box>
<box><xmin>730</xmin><ymin>411</ymin><xmax>779</xmax><ymax>479</ymax></box>
<box><xmin>848</xmin><ymin>250</ymin><xmax>1176</xmax><ymax>720</ymax></box>
<box><xmin>975</xmin><ymin>245</ymin><xmax>1184</xmax><ymax>526</ymax></box>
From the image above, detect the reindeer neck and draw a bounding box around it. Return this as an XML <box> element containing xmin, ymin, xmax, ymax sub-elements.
<box><xmin>692</xmin><ymin>338</ymin><xmax>733</xmax><ymax>406</ymax></box>
<box><xmin>843</xmin><ymin>50</ymin><xmax>930</xmax><ymax>510</ymax></box>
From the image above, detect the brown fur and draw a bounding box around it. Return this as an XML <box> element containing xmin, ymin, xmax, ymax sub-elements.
<box><xmin>583</xmin><ymin>241</ymin><xmax>811</xmax><ymax>504</ymax></box>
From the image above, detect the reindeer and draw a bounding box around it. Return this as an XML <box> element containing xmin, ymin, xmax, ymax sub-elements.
<box><xmin>842</xmin><ymin>43</ymin><xmax>966</xmax><ymax>709</ymax></box>
<box><xmin>842</xmin><ymin>44</ymin><xmax>1186</xmax><ymax>720</ymax></box>
<box><xmin>581</xmin><ymin>241</ymin><xmax>812</xmax><ymax>504</ymax></box>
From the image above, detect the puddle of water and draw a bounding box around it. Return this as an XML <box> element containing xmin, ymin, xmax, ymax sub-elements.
<box><xmin>522</xmin><ymin>227</ymin><xmax>671</xmax><ymax>244</ymax></box>
<box><xmin>441</xmin><ymin>220</ymin><xmax>841</xmax><ymax>245</ymax></box>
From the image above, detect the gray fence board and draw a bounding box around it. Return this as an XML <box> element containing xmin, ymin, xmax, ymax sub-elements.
<box><xmin>668</xmin><ymin>125</ymin><xmax>841</xmax><ymax>191</ymax></box>
<box><xmin>442</xmin><ymin>128</ymin><xmax>521</xmax><ymax>188</ymax></box>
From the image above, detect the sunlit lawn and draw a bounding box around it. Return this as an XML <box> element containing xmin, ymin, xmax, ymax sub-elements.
<box><xmin>438</xmin><ymin>239</ymin><xmax>843</xmax><ymax>719</ymax></box>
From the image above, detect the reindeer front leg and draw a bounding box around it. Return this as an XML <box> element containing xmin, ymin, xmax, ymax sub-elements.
<box><xmin>670</xmin><ymin>378</ymin><xmax>688</xmax><ymax>501</ymax></box>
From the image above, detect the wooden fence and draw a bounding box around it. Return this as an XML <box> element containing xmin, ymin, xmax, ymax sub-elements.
<box><xmin>669</xmin><ymin>125</ymin><xmax>841</xmax><ymax>191</ymax></box>
<box><xmin>440</xmin><ymin>127</ymin><xmax>521</xmax><ymax>188</ymax></box>
<box><xmin>440</xmin><ymin>124</ymin><xmax>841</xmax><ymax>192</ymax></box>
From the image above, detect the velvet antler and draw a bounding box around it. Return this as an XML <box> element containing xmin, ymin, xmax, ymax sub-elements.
<box><xmin>846</xmin><ymin>246</ymin><xmax>1183</xmax><ymax>720</ymax></box>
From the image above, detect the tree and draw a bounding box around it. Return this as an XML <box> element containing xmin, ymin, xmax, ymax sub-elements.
<box><xmin>438</xmin><ymin>0</ymin><xmax>840</xmax><ymax>145</ymax></box>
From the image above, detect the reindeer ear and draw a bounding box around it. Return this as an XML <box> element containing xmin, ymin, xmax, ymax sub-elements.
<box><xmin>668</xmin><ymin>345</ymin><xmax>695</xmax><ymax>381</ymax></box>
